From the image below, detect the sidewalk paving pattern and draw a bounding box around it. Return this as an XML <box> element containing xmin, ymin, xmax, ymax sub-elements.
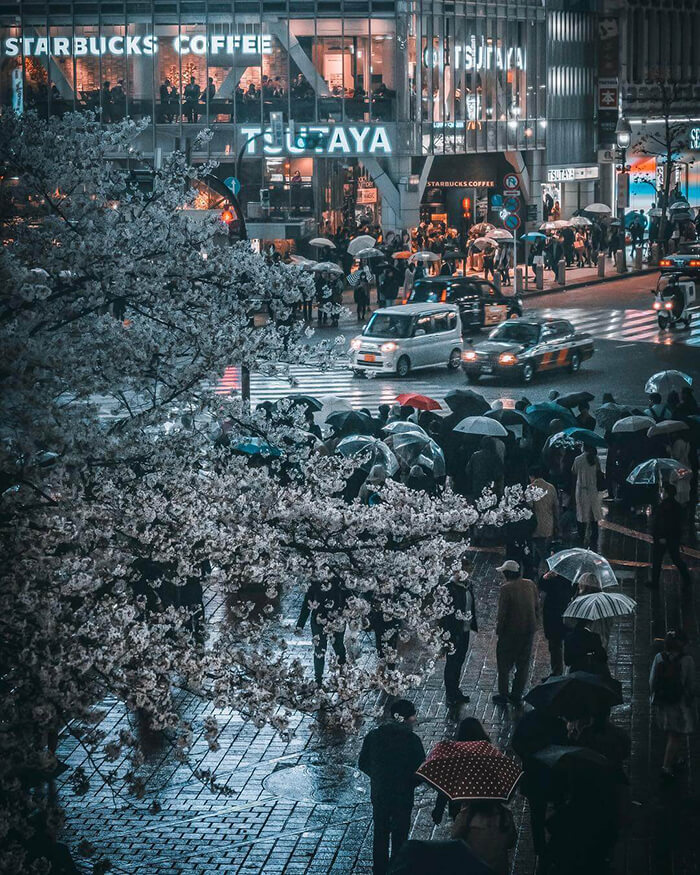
<box><xmin>57</xmin><ymin>502</ymin><xmax>700</xmax><ymax>874</ymax></box>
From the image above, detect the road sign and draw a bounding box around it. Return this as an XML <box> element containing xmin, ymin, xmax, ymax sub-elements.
<box><xmin>504</xmin><ymin>213</ymin><xmax>521</xmax><ymax>231</ymax></box>
<box><xmin>503</xmin><ymin>173</ymin><xmax>519</xmax><ymax>191</ymax></box>
<box><xmin>491</xmin><ymin>194</ymin><xmax>503</xmax><ymax>207</ymax></box>
<box><xmin>504</xmin><ymin>195</ymin><xmax>520</xmax><ymax>213</ymax></box>
<box><xmin>224</xmin><ymin>176</ymin><xmax>241</xmax><ymax>196</ymax></box>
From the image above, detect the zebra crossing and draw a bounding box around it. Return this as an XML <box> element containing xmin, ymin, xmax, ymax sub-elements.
<box><xmin>537</xmin><ymin>307</ymin><xmax>700</xmax><ymax>346</ymax></box>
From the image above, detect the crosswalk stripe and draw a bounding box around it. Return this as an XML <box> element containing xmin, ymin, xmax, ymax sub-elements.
<box><xmin>538</xmin><ymin>307</ymin><xmax>699</xmax><ymax>345</ymax></box>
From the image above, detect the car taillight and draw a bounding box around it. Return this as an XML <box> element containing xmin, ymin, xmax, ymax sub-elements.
<box><xmin>498</xmin><ymin>353</ymin><xmax>518</xmax><ymax>365</ymax></box>
<box><xmin>690</xmin><ymin>260</ymin><xmax>700</xmax><ymax>267</ymax></box>
<box><xmin>660</xmin><ymin>259</ymin><xmax>672</xmax><ymax>267</ymax></box>
<box><xmin>380</xmin><ymin>341</ymin><xmax>398</xmax><ymax>352</ymax></box>
<box><xmin>462</xmin><ymin>350</ymin><xmax>477</xmax><ymax>361</ymax></box>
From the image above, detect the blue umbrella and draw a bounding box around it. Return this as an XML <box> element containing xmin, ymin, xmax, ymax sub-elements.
<box><xmin>525</xmin><ymin>402</ymin><xmax>577</xmax><ymax>431</ymax></box>
<box><xmin>559</xmin><ymin>427</ymin><xmax>607</xmax><ymax>448</ymax></box>
<box><xmin>231</xmin><ymin>437</ymin><xmax>282</xmax><ymax>457</ymax></box>
<box><xmin>522</xmin><ymin>232</ymin><xmax>547</xmax><ymax>241</ymax></box>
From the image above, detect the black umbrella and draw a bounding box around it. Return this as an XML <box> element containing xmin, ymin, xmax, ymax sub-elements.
<box><xmin>556</xmin><ymin>391</ymin><xmax>595</xmax><ymax>410</ymax></box>
<box><xmin>387</xmin><ymin>839</ymin><xmax>494</xmax><ymax>875</ymax></box>
<box><xmin>533</xmin><ymin>744</ymin><xmax>610</xmax><ymax>777</ymax></box>
<box><xmin>444</xmin><ymin>388</ymin><xmax>490</xmax><ymax>416</ymax></box>
<box><xmin>485</xmin><ymin>408</ymin><xmax>530</xmax><ymax>427</ymax></box>
<box><xmin>442</xmin><ymin>249</ymin><xmax>467</xmax><ymax>260</ymax></box>
<box><xmin>524</xmin><ymin>672</ymin><xmax>623</xmax><ymax>717</ymax></box>
<box><xmin>326</xmin><ymin>409</ymin><xmax>375</xmax><ymax>436</ymax></box>
<box><xmin>285</xmin><ymin>394</ymin><xmax>323</xmax><ymax>412</ymax></box>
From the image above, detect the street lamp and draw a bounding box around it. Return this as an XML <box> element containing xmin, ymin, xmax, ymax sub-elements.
<box><xmin>615</xmin><ymin>116</ymin><xmax>632</xmax><ymax>271</ymax></box>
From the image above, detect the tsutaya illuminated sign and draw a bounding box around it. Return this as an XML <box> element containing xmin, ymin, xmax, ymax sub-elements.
<box><xmin>423</xmin><ymin>38</ymin><xmax>525</xmax><ymax>71</ymax></box>
<box><xmin>1</xmin><ymin>34</ymin><xmax>272</xmax><ymax>57</ymax></box>
<box><xmin>241</xmin><ymin>125</ymin><xmax>392</xmax><ymax>155</ymax></box>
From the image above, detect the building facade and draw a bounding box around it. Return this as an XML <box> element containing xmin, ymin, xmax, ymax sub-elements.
<box><xmin>0</xmin><ymin>1</ymin><xmax>599</xmax><ymax>242</ymax></box>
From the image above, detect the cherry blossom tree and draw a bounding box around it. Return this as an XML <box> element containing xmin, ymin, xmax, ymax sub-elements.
<box><xmin>0</xmin><ymin>111</ymin><xmax>536</xmax><ymax>870</ymax></box>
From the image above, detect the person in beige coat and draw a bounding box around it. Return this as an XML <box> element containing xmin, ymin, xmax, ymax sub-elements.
<box><xmin>493</xmin><ymin>560</ymin><xmax>540</xmax><ymax>707</ymax></box>
<box><xmin>571</xmin><ymin>446</ymin><xmax>603</xmax><ymax>550</ymax></box>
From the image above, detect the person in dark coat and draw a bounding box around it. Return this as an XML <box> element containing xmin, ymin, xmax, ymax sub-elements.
<box><xmin>359</xmin><ymin>699</ymin><xmax>427</xmax><ymax>875</ymax></box>
<box><xmin>440</xmin><ymin>569</ymin><xmax>476</xmax><ymax>707</ymax></box>
<box><xmin>564</xmin><ymin>619</ymin><xmax>608</xmax><ymax>675</ymax></box>
<box><xmin>464</xmin><ymin>436</ymin><xmax>504</xmax><ymax>500</ymax></box>
<box><xmin>650</xmin><ymin>484</ymin><xmax>692</xmax><ymax>591</ymax></box>
<box><xmin>387</xmin><ymin>839</ymin><xmax>493</xmax><ymax>875</ymax></box>
<box><xmin>538</xmin><ymin>570</ymin><xmax>573</xmax><ymax>678</ymax></box>
<box><xmin>575</xmin><ymin>400</ymin><xmax>596</xmax><ymax>431</ymax></box>
<box><xmin>296</xmin><ymin>578</ymin><xmax>346</xmax><ymax>686</ymax></box>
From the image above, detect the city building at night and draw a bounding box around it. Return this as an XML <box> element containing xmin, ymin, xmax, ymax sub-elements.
<box><xmin>0</xmin><ymin>1</ymin><xmax>601</xmax><ymax>244</ymax></box>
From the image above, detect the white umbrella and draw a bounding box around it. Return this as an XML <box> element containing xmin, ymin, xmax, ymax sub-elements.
<box><xmin>647</xmin><ymin>420</ymin><xmax>690</xmax><ymax>439</ymax></box>
<box><xmin>309</xmin><ymin>237</ymin><xmax>336</xmax><ymax>249</ymax></box>
<box><xmin>409</xmin><ymin>250</ymin><xmax>441</xmax><ymax>263</ymax></box>
<box><xmin>312</xmin><ymin>262</ymin><xmax>344</xmax><ymax>275</ymax></box>
<box><xmin>546</xmin><ymin>548</ymin><xmax>618</xmax><ymax>589</ymax></box>
<box><xmin>570</xmin><ymin>216</ymin><xmax>592</xmax><ymax>226</ymax></box>
<box><xmin>611</xmin><ymin>415</ymin><xmax>655</xmax><ymax>434</ymax></box>
<box><xmin>313</xmin><ymin>395</ymin><xmax>352</xmax><ymax>426</ymax></box>
<box><xmin>551</xmin><ymin>220</ymin><xmax>572</xmax><ymax>229</ymax></box>
<box><xmin>289</xmin><ymin>255</ymin><xmax>317</xmax><ymax>267</ymax></box>
<box><xmin>347</xmin><ymin>235</ymin><xmax>376</xmax><ymax>256</ymax></box>
<box><xmin>584</xmin><ymin>203</ymin><xmax>612</xmax><ymax>214</ymax></box>
<box><xmin>644</xmin><ymin>370</ymin><xmax>693</xmax><ymax>397</ymax></box>
<box><xmin>471</xmin><ymin>237</ymin><xmax>495</xmax><ymax>250</ymax></box>
<box><xmin>540</xmin><ymin>222</ymin><xmax>558</xmax><ymax>231</ymax></box>
<box><xmin>486</xmin><ymin>228</ymin><xmax>514</xmax><ymax>240</ymax></box>
<box><xmin>453</xmin><ymin>415</ymin><xmax>508</xmax><ymax>437</ymax></box>
<box><xmin>563</xmin><ymin>592</ymin><xmax>637</xmax><ymax>622</ymax></box>
<box><xmin>354</xmin><ymin>248</ymin><xmax>386</xmax><ymax>260</ymax></box>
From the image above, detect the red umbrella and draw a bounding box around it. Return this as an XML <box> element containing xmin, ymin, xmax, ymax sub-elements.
<box><xmin>416</xmin><ymin>740</ymin><xmax>522</xmax><ymax>801</ymax></box>
<box><xmin>395</xmin><ymin>393</ymin><xmax>441</xmax><ymax>411</ymax></box>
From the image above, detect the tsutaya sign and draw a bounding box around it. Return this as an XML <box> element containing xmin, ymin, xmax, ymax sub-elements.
<box><xmin>241</xmin><ymin>125</ymin><xmax>392</xmax><ymax>156</ymax></box>
<box><xmin>423</xmin><ymin>38</ymin><xmax>525</xmax><ymax>71</ymax></box>
<box><xmin>1</xmin><ymin>34</ymin><xmax>272</xmax><ymax>57</ymax></box>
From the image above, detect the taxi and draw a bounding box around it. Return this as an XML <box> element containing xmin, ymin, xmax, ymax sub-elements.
<box><xmin>461</xmin><ymin>317</ymin><xmax>594</xmax><ymax>384</ymax></box>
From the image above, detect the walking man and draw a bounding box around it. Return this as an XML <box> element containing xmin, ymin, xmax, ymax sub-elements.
<box><xmin>650</xmin><ymin>484</ymin><xmax>692</xmax><ymax>591</ymax></box>
<box><xmin>359</xmin><ymin>699</ymin><xmax>426</xmax><ymax>874</ymax></box>
<box><xmin>441</xmin><ymin>565</ymin><xmax>475</xmax><ymax>707</ymax></box>
<box><xmin>295</xmin><ymin>578</ymin><xmax>346</xmax><ymax>686</ymax></box>
<box><xmin>493</xmin><ymin>560</ymin><xmax>540</xmax><ymax>707</ymax></box>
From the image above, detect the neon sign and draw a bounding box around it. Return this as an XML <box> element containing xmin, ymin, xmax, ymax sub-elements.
<box><xmin>690</xmin><ymin>128</ymin><xmax>700</xmax><ymax>150</ymax></box>
<box><xmin>240</xmin><ymin>125</ymin><xmax>392</xmax><ymax>156</ymax></box>
<box><xmin>423</xmin><ymin>39</ymin><xmax>525</xmax><ymax>72</ymax></box>
<box><xmin>1</xmin><ymin>34</ymin><xmax>272</xmax><ymax>57</ymax></box>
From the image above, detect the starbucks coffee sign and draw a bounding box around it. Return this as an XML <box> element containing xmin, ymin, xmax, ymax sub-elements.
<box><xmin>1</xmin><ymin>33</ymin><xmax>272</xmax><ymax>57</ymax></box>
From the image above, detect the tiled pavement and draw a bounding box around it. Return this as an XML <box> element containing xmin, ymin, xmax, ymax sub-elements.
<box><xmin>57</xmin><ymin>503</ymin><xmax>700</xmax><ymax>875</ymax></box>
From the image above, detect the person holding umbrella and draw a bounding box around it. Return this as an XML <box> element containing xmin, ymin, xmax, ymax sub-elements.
<box><xmin>359</xmin><ymin>699</ymin><xmax>426</xmax><ymax>875</ymax></box>
<box><xmin>493</xmin><ymin>559</ymin><xmax>540</xmax><ymax>707</ymax></box>
<box><xmin>571</xmin><ymin>445</ymin><xmax>604</xmax><ymax>550</ymax></box>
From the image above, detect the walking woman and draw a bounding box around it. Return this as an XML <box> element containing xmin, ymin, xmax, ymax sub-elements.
<box><xmin>571</xmin><ymin>445</ymin><xmax>603</xmax><ymax>550</ymax></box>
<box><xmin>650</xmin><ymin>631</ymin><xmax>696</xmax><ymax>783</ymax></box>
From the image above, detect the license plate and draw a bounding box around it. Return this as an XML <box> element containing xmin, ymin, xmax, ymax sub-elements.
<box><xmin>481</xmin><ymin>364</ymin><xmax>493</xmax><ymax>374</ymax></box>
<box><xmin>363</xmin><ymin>354</ymin><xmax>376</xmax><ymax>362</ymax></box>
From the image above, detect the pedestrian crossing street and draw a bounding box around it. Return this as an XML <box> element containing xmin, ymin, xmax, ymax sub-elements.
<box><xmin>538</xmin><ymin>307</ymin><xmax>700</xmax><ymax>346</ymax></box>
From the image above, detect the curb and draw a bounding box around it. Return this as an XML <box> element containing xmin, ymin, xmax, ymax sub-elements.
<box><xmin>520</xmin><ymin>267</ymin><xmax>658</xmax><ymax>298</ymax></box>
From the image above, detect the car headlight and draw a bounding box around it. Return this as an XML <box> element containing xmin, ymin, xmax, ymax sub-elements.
<box><xmin>380</xmin><ymin>341</ymin><xmax>398</xmax><ymax>353</ymax></box>
<box><xmin>664</xmin><ymin>302</ymin><xmax>673</xmax><ymax>310</ymax></box>
<box><xmin>462</xmin><ymin>350</ymin><xmax>477</xmax><ymax>361</ymax></box>
<box><xmin>350</xmin><ymin>338</ymin><xmax>362</xmax><ymax>350</ymax></box>
<box><xmin>653</xmin><ymin>301</ymin><xmax>662</xmax><ymax>310</ymax></box>
<box><xmin>498</xmin><ymin>353</ymin><xmax>518</xmax><ymax>365</ymax></box>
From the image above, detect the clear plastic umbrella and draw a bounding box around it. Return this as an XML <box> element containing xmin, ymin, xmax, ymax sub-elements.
<box><xmin>382</xmin><ymin>421</ymin><xmax>428</xmax><ymax>436</ymax></box>
<box><xmin>312</xmin><ymin>262</ymin><xmax>344</xmax><ymax>275</ymax></box>
<box><xmin>409</xmin><ymin>250</ymin><xmax>441</xmax><ymax>263</ymax></box>
<box><xmin>570</xmin><ymin>216</ymin><xmax>592</xmax><ymax>226</ymax></box>
<box><xmin>453</xmin><ymin>415</ymin><xmax>508</xmax><ymax>437</ymax></box>
<box><xmin>644</xmin><ymin>370</ymin><xmax>693</xmax><ymax>397</ymax></box>
<box><xmin>546</xmin><ymin>548</ymin><xmax>618</xmax><ymax>589</ymax></box>
<box><xmin>626</xmin><ymin>458</ymin><xmax>691</xmax><ymax>485</ymax></box>
<box><xmin>336</xmin><ymin>435</ymin><xmax>399</xmax><ymax>476</ymax></box>
<box><xmin>417</xmin><ymin>440</ymin><xmax>447</xmax><ymax>478</ymax></box>
<box><xmin>486</xmin><ymin>228</ymin><xmax>514</xmax><ymax>240</ymax></box>
<box><xmin>354</xmin><ymin>248</ymin><xmax>386</xmax><ymax>260</ymax></box>
<box><xmin>611</xmin><ymin>415</ymin><xmax>655</xmax><ymax>434</ymax></box>
<box><xmin>313</xmin><ymin>395</ymin><xmax>352</xmax><ymax>425</ymax></box>
<box><xmin>347</xmin><ymin>235</ymin><xmax>377</xmax><ymax>256</ymax></box>
<box><xmin>594</xmin><ymin>403</ymin><xmax>632</xmax><ymax>431</ymax></box>
<box><xmin>563</xmin><ymin>592</ymin><xmax>637</xmax><ymax>622</ymax></box>
<box><xmin>389</xmin><ymin>432</ymin><xmax>446</xmax><ymax>476</ymax></box>
<box><xmin>647</xmin><ymin>420</ymin><xmax>690</xmax><ymax>438</ymax></box>
<box><xmin>309</xmin><ymin>237</ymin><xmax>336</xmax><ymax>249</ymax></box>
<box><xmin>584</xmin><ymin>203</ymin><xmax>612</xmax><ymax>214</ymax></box>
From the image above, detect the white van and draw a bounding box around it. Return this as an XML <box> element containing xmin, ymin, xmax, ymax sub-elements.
<box><xmin>349</xmin><ymin>303</ymin><xmax>463</xmax><ymax>377</ymax></box>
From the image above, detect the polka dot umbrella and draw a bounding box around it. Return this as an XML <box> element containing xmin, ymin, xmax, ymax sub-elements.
<box><xmin>416</xmin><ymin>740</ymin><xmax>522</xmax><ymax>802</ymax></box>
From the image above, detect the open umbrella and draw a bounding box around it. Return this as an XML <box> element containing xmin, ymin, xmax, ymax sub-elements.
<box><xmin>444</xmin><ymin>388</ymin><xmax>491</xmax><ymax>416</ymax></box>
<box><xmin>442</xmin><ymin>249</ymin><xmax>467</xmax><ymax>261</ymax></box>
<box><xmin>611</xmin><ymin>415</ymin><xmax>655</xmax><ymax>434</ymax></box>
<box><xmin>314</xmin><ymin>395</ymin><xmax>352</xmax><ymax>425</ymax></box>
<box><xmin>546</xmin><ymin>548</ymin><xmax>618</xmax><ymax>589</ymax></box>
<box><xmin>533</xmin><ymin>745</ymin><xmax>610</xmax><ymax>777</ymax></box>
<box><xmin>563</xmin><ymin>591</ymin><xmax>637</xmax><ymax>621</ymax></box>
<box><xmin>486</xmin><ymin>228</ymin><xmax>513</xmax><ymax>240</ymax></box>
<box><xmin>485</xmin><ymin>408</ymin><xmax>530</xmax><ymax>427</ymax></box>
<box><xmin>594</xmin><ymin>403</ymin><xmax>632</xmax><ymax>431</ymax></box>
<box><xmin>312</xmin><ymin>262</ymin><xmax>344</xmax><ymax>275</ymax></box>
<box><xmin>647</xmin><ymin>420</ymin><xmax>690</xmax><ymax>438</ymax></box>
<box><xmin>389</xmin><ymin>432</ymin><xmax>445</xmax><ymax>475</ymax></box>
<box><xmin>626</xmin><ymin>457</ymin><xmax>691</xmax><ymax>485</ymax></box>
<box><xmin>335</xmin><ymin>435</ymin><xmax>399</xmax><ymax>476</ymax></box>
<box><xmin>524</xmin><ymin>672</ymin><xmax>623</xmax><ymax>716</ymax></box>
<box><xmin>644</xmin><ymin>370</ymin><xmax>693</xmax><ymax>396</ymax></box>
<box><xmin>273</xmin><ymin>394</ymin><xmax>322</xmax><ymax>414</ymax></box>
<box><xmin>648</xmin><ymin>207</ymin><xmax>663</xmax><ymax>218</ymax></box>
<box><xmin>388</xmin><ymin>839</ymin><xmax>494</xmax><ymax>874</ymax></box>
<box><xmin>382</xmin><ymin>421</ymin><xmax>428</xmax><ymax>437</ymax></box>
<box><xmin>522</xmin><ymin>231</ymin><xmax>547</xmax><ymax>241</ymax></box>
<box><xmin>551</xmin><ymin>220</ymin><xmax>572</xmax><ymax>229</ymax></box>
<box><xmin>556</xmin><ymin>391</ymin><xmax>595</xmax><ymax>409</ymax></box>
<box><xmin>584</xmin><ymin>203</ymin><xmax>612</xmax><ymax>214</ymax></box>
<box><xmin>471</xmin><ymin>222</ymin><xmax>495</xmax><ymax>234</ymax></box>
<box><xmin>347</xmin><ymin>235</ymin><xmax>376</xmax><ymax>256</ymax></box>
<box><xmin>540</xmin><ymin>222</ymin><xmax>558</xmax><ymax>231</ymax></box>
<box><xmin>453</xmin><ymin>415</ymin><xmax>508</xmax><ymax>438</ymax></box>
<box><xmin>231</xmin><ymin>437</ymin><xmax>282</xmax><ymax>457</ymax></box>
<box><xmin>289</xmin><ymin>255</ymin><xmax>317</xmax><ymax>268</ymax></box>
<box><xmin>417</xmin><ymin>441</ymin><xmax>447</xmax><ymax>477</ymax></box>
<box><xmin>525</xmin><ymin>402</ymin><xmax>577</xmax><ymax>431</ymax></box>
<box><xmin>471</xmin><ymin>237</ymin><xmax>494</xmax><ymax>251</ymax></box>
<box><xmin>309</xmin><ymin>237</ymin><xmax>336</xmax><ymax>249</ymax></box>
<box><xmin>550</xmin><ymin>427</ymin><xmax>606</xmax><ymax>448</ymax></box>
<box><xmin>354</xmin><ymin>247</ymin><xmax>386</xmax><ymax>260</ymax></box>
<box><xmin>395</xmin><ymin>393</ymin><xmax>442</xmax><ymax>411</ymax></box>
<box><xmin>326</xmin><ymin>409</ymin><xmax>374</xmax><ymax>436</ymax></box>
<box><xmin>570</xmin><ymin>216</ymin><xmax>592</xmax><ymax>226</ymax></box>
<box><xmin>416</xmin><ymin>741</ymin><xmax>522</xmax><ymax>802</ymax></box>
<box><xmin>392</xmin><ymin>251</ymin><xmax>413</xmax><ymax>260</ymax></box>
<box><xmin>409</xmin><ymin>250</ymin><xmax>441</xmax><ymax>263</ymax></box>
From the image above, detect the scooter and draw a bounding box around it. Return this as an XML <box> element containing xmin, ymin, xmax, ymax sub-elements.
<box><xmin>651</xmin><ymin>274</ymin><xmax>698</xmax><ymax>329</ymax></box>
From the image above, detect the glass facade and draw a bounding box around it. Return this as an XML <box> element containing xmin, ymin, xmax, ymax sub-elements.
<box><xmin>0</xmin><ymin>1</ymin><xmax>546</xmax><ymax>158</ymax></box>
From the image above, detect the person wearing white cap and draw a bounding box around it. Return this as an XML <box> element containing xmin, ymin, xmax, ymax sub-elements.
<box><xmin>492</xmin><ymin>560</ymin><xmax>540</xmax><ymax>707</ymax></box>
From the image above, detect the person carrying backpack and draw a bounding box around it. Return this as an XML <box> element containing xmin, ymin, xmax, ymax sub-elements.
<box><xmin>649</xmin><ymin>630</ymin><xmax>697</xmax><ymax>783</ymax></box>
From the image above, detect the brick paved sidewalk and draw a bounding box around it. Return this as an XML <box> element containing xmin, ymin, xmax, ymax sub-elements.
<box><xmin>57</xmin><ymin>503</ymin><xmax>699</xmax><ymax>875</ymax></box>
